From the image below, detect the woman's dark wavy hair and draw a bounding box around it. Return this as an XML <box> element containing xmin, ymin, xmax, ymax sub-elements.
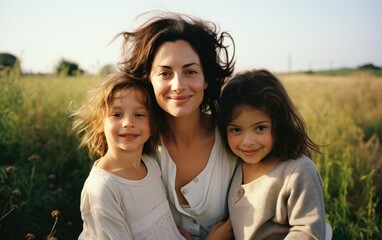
<box><xmin>218</xmin><ymin>69</ymin><xmax>320</xmax><ymax>160</ymax></box>
<box><xmin>116</xmin><ymin>11</ymin><xmax>235</xmax><ymax>131</ymax></box>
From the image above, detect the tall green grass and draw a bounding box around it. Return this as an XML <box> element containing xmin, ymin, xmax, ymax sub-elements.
<box><xmin>281</xmin><ymin>73</ymin><xmax>382</xmax><ymax>239</ymax></box>
<box><xmin>0</xmin><ymin>72</ymin><xmax>381</xmax><ymax>239</ymax></box>
<box><xmin>0</xmin><ymin>74</ymin><xmax>100</xmax><ymax>239</ymax></box>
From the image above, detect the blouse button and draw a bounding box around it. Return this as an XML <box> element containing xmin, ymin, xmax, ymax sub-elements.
<box><xmin>237</xmin><ymin>188</ymin><xmax>244</xmax><ymax>198</ymax></box>
<box><xmin>182</xmin><ymin>189</ymin><xmax>189</xmax><ymax>195</ymax></box>
<box><xmin>192</xmin><ymin>219</ymin><xmax>198</xmax><ymax>224</ymax></box>
<box><xmin>193</xmin><ymin>178</ymin><xmax>199</xmax><ymax>182</ymax></box>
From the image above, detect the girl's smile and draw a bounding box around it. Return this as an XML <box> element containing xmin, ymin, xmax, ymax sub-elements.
<box><xmin>227</xmin><ymin>107</ymin><xmax>273</xmax><ymax>165</ymax></box>
<box><xmin>240</xmin><ymin>147</ymin><xmax>263</xmax><ymax>157</ymax></box>
<box><xmin>104</xmin><ymin>89</ymin><xmax>151</xmax><ymax>154</ymax></box>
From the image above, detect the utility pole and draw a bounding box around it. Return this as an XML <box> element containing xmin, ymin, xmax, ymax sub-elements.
<box><xmin>288</xmin><ymin>53</ymin><xmax>292</xmax><ymax>73</ymax></box>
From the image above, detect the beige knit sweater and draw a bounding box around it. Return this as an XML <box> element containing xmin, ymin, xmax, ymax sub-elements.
<box><xmin>229</xmin><ymin>155</ymin><xmax>327</xmax><ymax>240</ymax></box>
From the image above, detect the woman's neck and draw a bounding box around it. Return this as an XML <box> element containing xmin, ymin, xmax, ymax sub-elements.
<box><xmin>164</xmin><ymin>112</ymin><xmax>212</xmax><ymax>147</ymax></box>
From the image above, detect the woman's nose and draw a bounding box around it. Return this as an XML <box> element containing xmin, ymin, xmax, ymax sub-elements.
<box><xmin>171</xmin><ymin>74</ymin><xmax>185</xmax><ymax>92</ymax></box>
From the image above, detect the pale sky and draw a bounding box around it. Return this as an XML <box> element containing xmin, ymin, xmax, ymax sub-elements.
<box><xmin>1</xmin><ymin>0</ymin><xmax>381</xmax><ymax>74</ymax></box>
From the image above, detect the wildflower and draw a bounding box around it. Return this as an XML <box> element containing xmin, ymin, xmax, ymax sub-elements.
<box><xmin>48</xmin><ymin>174</ymin><xmax>56</xmax><ymax>181</ymax></box>
<box><xmin>25</xmin><ymin>233</ymin><xmax>36</xmax><ymax>240</ymax></box>
<box><xmin>12</xmin><ymin>189</ymin><xmax>21</xmax><ymax>196</ymax></box>
<box><xmin>12</xmin><ymin>204</ymin><xmax>20</xmax><ymax>212</ymax></box>
<box><xmin>47</xmin><ymin>210</ymin><xmax>60</xmax><ymax>240</ymax></box>
<box><xmin>5</xmin><ymin>165</ymin><xmax>16</xmax><ymax>173</ymax></box>
<box><xmin>51</xmin><ymin>210</ymin><xmax>60</xmax><ymax>218</ymax></box>
<box><xmin>0</xmin><ymin>205</ymin><xmax>19</xmax><ymax>223</ymax></box>
<box><xmin>20</xmin><ymin>201</ymin><xmax>27</xmax><ymax>208</ymax></box>
<box><xmin>27</xmin><ymin>154</ymin><xmax>40</xmax><ymax>162</ymax></box>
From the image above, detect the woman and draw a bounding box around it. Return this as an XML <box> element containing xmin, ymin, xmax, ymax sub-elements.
<box><xmin>118</xmin><ymin>11</ymin><xmax>237</xmax><ymax>239</ymax></box>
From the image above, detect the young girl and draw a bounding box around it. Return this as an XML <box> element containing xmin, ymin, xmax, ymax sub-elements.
<box><xmin>218</xmin><ymin>69</ymin><xmax>329</xmax><ymax>239</ymax></box>
<box><xmin>71</xmin><ymin>73</ymin><xmax>185</xmax><ymax>239</ymax></box>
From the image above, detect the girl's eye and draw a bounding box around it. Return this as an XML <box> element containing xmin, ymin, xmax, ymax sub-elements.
<box><xmin>258</xmin><ymin>126</ymin><xmax>266</xmax><ymax>131</ymax></box>
<box><xmin>228</xmin><ymin>127</ymin><xmax>241</xmax><ymax>134</ymax></box>
<box><xmin>135</xmin><ymin>113</ymin><xmax>146</xmax><ymax>118</ymax></box>
<box><xmin>111</xmin><ymin>113</ymin><xmax>122</xmax><ymax>118</ymax></box>
<box><xmin>255</xmin><ymin>125</ymin><xmax>269</xmax><ymax>133</ymax></box>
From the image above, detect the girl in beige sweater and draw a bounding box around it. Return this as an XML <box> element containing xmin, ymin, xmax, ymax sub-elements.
<box><xmin>218</xmin><ymin>69</ymin><xmax>331</xmax><ymax>240</ymax></box>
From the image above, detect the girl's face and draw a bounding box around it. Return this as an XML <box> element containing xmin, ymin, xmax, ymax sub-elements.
<box><xmin>227</xmin><ymin>107</ymin><xmax>274</xmax><ymax>164</ymax></box>
<box><xmin>103</xmin><ymin>89</ymin><xmax>151</xmax><ymax>154</ymax></box>
<box><xmin>149</xmin><ymin>40</ymin><xmax>208</xmax><ymax>118</ymax></box>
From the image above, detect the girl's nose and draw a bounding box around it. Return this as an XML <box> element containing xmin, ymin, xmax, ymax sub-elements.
<box><xmin>242</xmin><ymin>133</ymin><xmax>255</xmax><ymax>146</ymax></box>
<box><xmin>122</xmin><ymin>117</ymin><xmax>135</xmax><ymax>128</ymax></box>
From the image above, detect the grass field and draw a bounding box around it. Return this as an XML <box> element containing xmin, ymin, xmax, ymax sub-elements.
<box><xmin>1</xmin><ymin>71</ymin><xmax>381</xmax><ymax>239</ymax></box>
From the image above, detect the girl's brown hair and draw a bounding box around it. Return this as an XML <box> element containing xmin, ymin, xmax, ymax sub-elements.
<box><xmin>218</xmin><ymin>69</ymin><xmax>320</xmax><ymax>160</ymax></box>
<box><xmin>71</xmin><ymin>72</ymin><xmax>161</xmax><ymax>158</ymax></box>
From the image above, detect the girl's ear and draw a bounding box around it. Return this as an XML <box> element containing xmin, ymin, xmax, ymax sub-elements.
<box><xmin>97</xmin><ymin>121</ymin><xmax>105</xmax><ymax>134</ymax></box>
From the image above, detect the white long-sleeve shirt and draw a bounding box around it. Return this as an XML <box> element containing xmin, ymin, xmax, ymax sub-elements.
<box><xmin>79</xmin><ymin>155</ymin><xmax>185</xmax><ymax>240</ymax></box>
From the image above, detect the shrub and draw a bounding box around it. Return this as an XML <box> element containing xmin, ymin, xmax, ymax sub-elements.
<box><xmin>55</xmin><ymin>59</ymin><xmax>85</xmax><ymax>76</ymax></box>
<box><xmin>0</xmin><ymin>53</ymin><xmax>21</xmax><ymax>76</ymax></box>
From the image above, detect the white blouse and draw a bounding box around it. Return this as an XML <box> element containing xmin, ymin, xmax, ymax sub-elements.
<box><xmin>157</xmin><ymin>128</ymin><xmax>238</xmax><ymax>239</ymax></box>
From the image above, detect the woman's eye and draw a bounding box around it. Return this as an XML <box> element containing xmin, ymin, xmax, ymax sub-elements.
<box><xmin>185</xmin><ymin>70</ymin><xmax>197</xmax><ymax>75</ymax></box>
<box><xmin>158</xmin><ymin>71</ymin><xmax>172</xmax><ymax>78</ymax></box>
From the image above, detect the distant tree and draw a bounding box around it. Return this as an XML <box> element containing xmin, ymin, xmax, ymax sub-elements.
<box><xmin>0</xmin><ymin>53</ymin><xmax>21</xmax><ymax>76</ymax></box>
<box><xmin>56</xmin><ymin>59</ymin><xmax>85</xmax><ymax>76</ymax></box>
<box><xmin>99</xmin><ymin>64</ymin><xmax>117</xmax><ymax>76</ymax></box>
<box><xmin>357</xmin><ymin>63</ymin><xmax>382</xmax><ymax>70</ymax></box>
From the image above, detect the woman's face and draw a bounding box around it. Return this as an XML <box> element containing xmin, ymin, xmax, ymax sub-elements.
<box><xmin>149</xmin><ymin>40</ymin><xmax>207</xmax><ymax>118</ymax></box>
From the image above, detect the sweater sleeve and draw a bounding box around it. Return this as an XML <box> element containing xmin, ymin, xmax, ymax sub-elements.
<box><xmin>284</xmin><ymin>159</ymin><xmax>326</xmax><ymax>240</ymax></box>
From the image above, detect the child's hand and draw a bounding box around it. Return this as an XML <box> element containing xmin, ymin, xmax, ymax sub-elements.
<box><xmin>178</xmin><ymin>227</ymin><xmax>193</xmax><ymax>240</ymax></box>
<box><xmin>206</xmin><ymin>218</ymin><xmax>233</xmax><ymax>240</ymax></box>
